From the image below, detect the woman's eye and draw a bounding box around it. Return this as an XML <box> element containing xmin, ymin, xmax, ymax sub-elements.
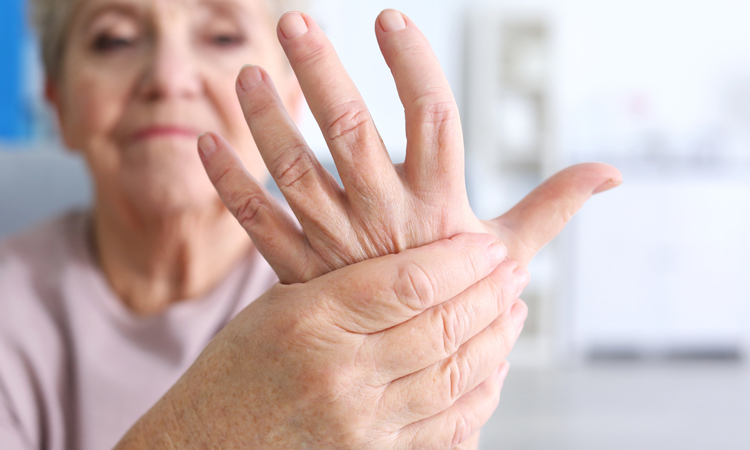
<box><xmin>92</xmin><ymin>35</ymin><xmax>136</xmax><ymax>52</ymax></box>
<box><xmin>209</xmin><ymin>34</ymin><xmax>245</xmax><ymax>47</ymax></box>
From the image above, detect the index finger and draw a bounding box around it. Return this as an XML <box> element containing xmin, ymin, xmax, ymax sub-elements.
<box><xmin>314</xmin><ymin>233</ymin><xmax>507</xmax><ymax>334</ymax></box>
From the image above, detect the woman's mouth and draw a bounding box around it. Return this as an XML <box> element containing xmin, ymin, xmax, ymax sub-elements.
<box><xmin>132</xmin><ymin>125</ymin><xmax>201</xmax><ymax>141</ymax></box>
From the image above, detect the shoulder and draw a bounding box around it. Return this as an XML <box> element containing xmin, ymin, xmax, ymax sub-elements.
<box><xmin>0</xmin><ymin>212</ymin><xmax>86</xmax><ymax>444</ymax></box>
<box><xmin>0</xmin><ymin>211</ymin><xmax>87</xmax><ymax>321</ymax></box>
<box><xmin>0</xmin><ymin>211</ymin><xmax>91</xmax><ymax>359</ymax></box>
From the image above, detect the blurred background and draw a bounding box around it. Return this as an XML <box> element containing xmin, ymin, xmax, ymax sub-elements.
<box><xmin>1</xmin><ymin>0</ymin><xmax>749</xmax><ymax>448</ymax></box>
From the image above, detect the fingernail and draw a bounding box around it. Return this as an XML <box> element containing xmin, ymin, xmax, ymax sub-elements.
<box><xmin>488</xmin><ymin>241</ymin><xmax>507</xmax><ymax>266</ymax></box>
<box><xmin>593</xmin><ymin>177</ymin><xmax>623</xmax><ymax>194</ymax></box>
<box><xmin>513</xmin><ymin>266</ymin><xmax>530</xmax><ymax>296</ymax></box>
<box><xmin>237</xmin><ymin>65</ymin><xmax>263</xmax><ymax>92</ymax></box>
<box><xmin>510</xmin><ymin>301</ymin><xmax>527</xmax><ymax>326</ymax></box>
<box><xmin>379</xmin><ymin>9</ymin><xmax>407</xmax><ymax>32</ymax></box>
<box><xmin>497</xmin><ymin>362</ymin><xmax>510</xmax><ymax>381</ymax></box>
<box><xmin>197</xmin><ymin>133</ymin><xmax>217</xmax><ymax>158</ymax></box>
<box><xmin>279</xmin><ymin>12</ymin><xmax>309</xmax><ymax>39</ymax></box>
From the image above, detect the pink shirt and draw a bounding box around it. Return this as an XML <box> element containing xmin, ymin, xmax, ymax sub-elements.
<box><xmin>0</xmin><ymin>212</ymin><xmax>278</xmax><ymax>450</ymax></box>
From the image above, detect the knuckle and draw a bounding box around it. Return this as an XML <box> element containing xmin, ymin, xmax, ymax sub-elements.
<box><xmin>292</xmin><ymin>38</ymin><xmax>329</xmax><ymax>69</ymax></box>
<box><xmin>450</xmin><ymin>413</ymin><xmax>472</xmax><ymax>448</ymax></box>
<box><xmin>232</xmin><ymin>192</ymin><xmax>268</xmax><ymax>229</ymax></box>
<box><xmin>272</xmin><ymin>148</ymin><xmax>316</xmax><ymax>189</ymax></box>
<box><xmin>414</xmin><ymin>96</ymin><xmax>458</xmax><ymax>126</ymax></box>
<box><xmin>394</xmin><ymin>262</ymin><xmax>436</xmax><ymax>311</ymax></box>
<box><xmin>539</xmin><ymin>185</ymin><xmax>578</xmax><ymax>227</ymax></box>
<box><xmin>243</xmin><ymin>94</ymin><xmax>277</xmax><ymax>122</ymax></box>
<box><xmin>324</xmin><ymin>101</ymin><xmax>372</xmax><ymax>145</ymax></box>
<box><xmin>410</xmin><ymin>93</ymin><xmax>460</xmax><ymax>153</ymax></box>
<box><xmin>411</xmin><ymin>91</ymin><xmax>459</xmax><ymax>137</ymax></box>
<box><xmin>437</xmin><ymin>305</ymin><xmax>463</xmax><ymax>357</ymax></box>
<box><xmin>442</xmin><ymin>353</ymin><xmax>470</xmax><ymax>404</ymax></box>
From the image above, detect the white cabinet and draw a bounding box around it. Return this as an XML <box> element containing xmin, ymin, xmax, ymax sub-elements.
<box><xmin>465</xmin><ymin>8</ymin><xmax>559</xmax><ymax>365</ymax></box>
<box><xmin>569</xmin><ymin>172</ymin><xmax>750</xmax><ymax>359</ymax></box>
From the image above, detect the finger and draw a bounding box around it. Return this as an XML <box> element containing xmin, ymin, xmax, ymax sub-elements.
<box><xmin>375</xmin><ymin>9</ymin><xmax>465</xmax><ymax>196</ymax></box>
<box><xmin>492</xmin><ymin>162</ymin><xmax>623</xmax><ymax>266</ymax></box>
<box><xmin>364</xmin><ymin>260</ymin><xmax>529</xmax><ymax>380</ymax></box>
<box><xmin>316</xmin><ymin>233</ymin><xmax>508</xmax><ymax>333</ymax></box>
<box><xmin>395</xmin><ymin>361</ymin><xmax>511</xmax><ymax>450</ymax></box>
<box><xmin>276</xmin><ymin>12</ymin><xmax>401</xmax><ymax>209</ymax></box>
<box><xmin>235</xmin><ymin>65</ymin><xmax>349</xmax><ymax>252</ymax></box>
<box><xmin>380</xmin><ymin>301</ymin><xmax>526</xmax><ymax>424</ymax></box>
<box><xmin>198</xmin><ymin>132</ymin><xmax>309</xmax><ymax>283</ymax></box>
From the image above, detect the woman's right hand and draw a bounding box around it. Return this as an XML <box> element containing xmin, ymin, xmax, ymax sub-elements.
<box><xmin>115</xmin><ymin>233</ymin><xmax>527</xmax><ymax>449</ymax></box>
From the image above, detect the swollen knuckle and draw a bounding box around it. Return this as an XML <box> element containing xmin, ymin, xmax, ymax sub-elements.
<box><xmin>273</xmin><ymin>149</ymin><xmax>315</xmax><ymax>189</ymax></box>
<box><xmin>412</xmin><ymin>92</ymin><xmax>458</xmax><ymax>126</ymax></box>
<box><xmin>324</xmin><ymin>101</ymin><xmax>371</xmax><ymax>144</ymax></box>
<box><xmin>233</xmin><ymin>193</ymin><xmax>267</xmax><ymax>228</ymax></box>
<box><xmin>394</xmin><ymin>262</ymin><xmax>435</xmax><ymax>311</ymax></box>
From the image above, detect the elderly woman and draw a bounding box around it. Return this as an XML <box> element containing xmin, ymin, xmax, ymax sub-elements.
<box><xmin>0</xmin><ymin>0</ymin><xmax>621</xmax><ymax>449</ymax></box>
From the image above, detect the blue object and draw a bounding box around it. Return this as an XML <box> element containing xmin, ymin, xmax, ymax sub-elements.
<box><xmin>0</xmin><ymin>0</ymin><xmax>28</xmax><ymax>142</ymax></box>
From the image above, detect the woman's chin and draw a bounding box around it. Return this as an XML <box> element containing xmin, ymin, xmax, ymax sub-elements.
<box><xmin>123</xmin><ymin>176</ymin><xmax>220</xmax><ymax>217</ymax></box>
<box><xmin>102</xmin><ymin>155</ymin><xmax>223</xmax><ymax>219</ymax></box>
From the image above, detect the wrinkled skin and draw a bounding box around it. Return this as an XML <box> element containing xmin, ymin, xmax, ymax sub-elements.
<box><xmin>198</xmin><ymin>10</ymin><xmax>622</xmax><ymax>284</ymax></box>
<box><xmin>116</xmin><ymin>7</ymin><xmax>623</xmax><ymax>450</ymax></box>
<box><xmin>118</xmin><ymin>234</ymin><xmax>527</xmax><ymax>449</ymax></box>
<box><xmin>193</xmin><ymin>9</ymin><xmax>620</xmax><ymax>450</ymax></box>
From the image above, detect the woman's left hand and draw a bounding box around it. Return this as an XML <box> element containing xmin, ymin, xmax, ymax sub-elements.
<box><xmin>198</xmin><ymin>9</ymin><xmax>621</xmax><ymax>284</ymax></box>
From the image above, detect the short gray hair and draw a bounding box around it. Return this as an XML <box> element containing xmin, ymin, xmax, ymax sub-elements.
<box><xmin>29</xmin><ymin>0</ymin><xmax>309</xmax><ymax>81</ymax></box>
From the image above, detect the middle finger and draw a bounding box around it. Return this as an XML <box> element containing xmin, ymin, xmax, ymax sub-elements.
<box><xmin>277</xmin><ymin>12</ymin><xmax>401</xmax><ymax>208</ymax></box>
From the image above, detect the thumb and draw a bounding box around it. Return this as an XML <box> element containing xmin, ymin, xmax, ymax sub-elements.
<box><xmin>490</xmin><ymin>162</ymin><xmax>622</xmax><ymax>266</ymax></box>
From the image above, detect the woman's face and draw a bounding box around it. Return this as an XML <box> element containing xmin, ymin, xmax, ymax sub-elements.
<box><xmin>51</xmin><ymin>0</ymin><xmax>298</xmax><ymax>216</ymax></box>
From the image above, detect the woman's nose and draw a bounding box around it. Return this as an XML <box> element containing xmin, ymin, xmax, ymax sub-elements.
<box><xmin>137</xmin><ymin>38</ymin><xmax>202</xmax><ymax>102</ymax></box>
